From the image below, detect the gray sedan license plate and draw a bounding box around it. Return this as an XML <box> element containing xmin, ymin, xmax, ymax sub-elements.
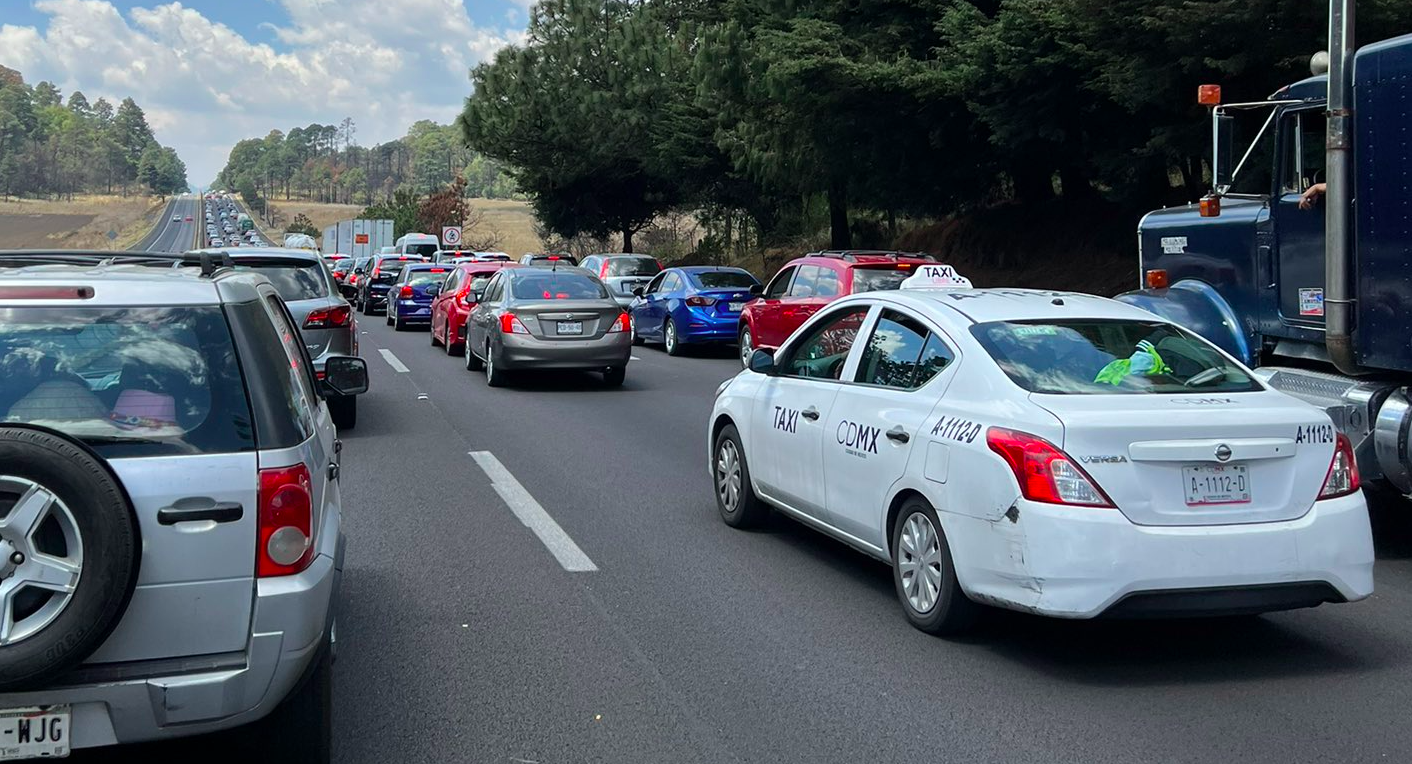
<box><xmin>0</xmin><ymin>706</ymin><xmax>69</xmax><ymax>759</ymax></box>
<box><xmin>1182</xmin><ymin>464</ymin><xmax>1251</xmax><ymax>506</ymax></box>
<box><xmin>557</xmin><ymin>321</ymin><xmax>583</xmax><ymax>335</ymax></box>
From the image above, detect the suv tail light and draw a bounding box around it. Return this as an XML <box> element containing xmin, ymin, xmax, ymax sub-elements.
<box><xmin>685</xmin><ymin>295</ymin><xmax>716</xmax><ymax>307</ymax></box>
<box><xmin>399</xmin><ymin>285</ymin><xmax>414</xmax><ymax>298</ymax></box>
<box><xmin>986</xmin><ymin>427</ymin><xmax>1114</xmax><ymax>507</ymax></box>
<box><xmin>258</xmin><ymin>463</ymin><xmax>314</xmax><ymax>577</ymax></box>
<box><xmin>607</xmin><ymin>312</ymin><xmax>631</xmax><ymax>333</ymax></box>
<box><xmin>1319</xmin><ymin>432</ymin><xmax>1361</xmax><ymax>499</ymax></box>
<box><xmin>304</xmin><ymin>305</ymin><xmax>351</xmax><ymax>329</ymax></box>
<box><xmin>500</xmin><ymin>312</ymin><xmax>530</xmax><ymax>334</ymax></box>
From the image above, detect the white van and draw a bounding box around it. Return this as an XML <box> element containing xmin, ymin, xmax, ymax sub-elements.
<box><xmin>395</xmin><ymin>233</ymin><xmax>440</xmax><ymax>261</ymax></box>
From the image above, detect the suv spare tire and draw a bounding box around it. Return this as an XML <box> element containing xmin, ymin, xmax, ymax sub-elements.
<box><xmin>0</xmin><ymin>427</ymin><xmax>140</xmax><ymax>690</ymax></box>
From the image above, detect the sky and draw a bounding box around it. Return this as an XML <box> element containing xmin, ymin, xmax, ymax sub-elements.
<box><xmin>0</xmin><ymin>0</ymin><xmax>532</xmax><ymax>186</ymax></box>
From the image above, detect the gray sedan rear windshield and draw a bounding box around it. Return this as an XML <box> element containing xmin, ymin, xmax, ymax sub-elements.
<box><xmin>511</xmin><ymin>273</ymin><xmax>609</xmax><ymax>300</ymax></box>
<box><xmin>970</xmin><ymin>319</ymin><xmax>1261</xmax><ymax>395</ymax></box>
<box><xmin>231</xmin><ymin>260</ymin><xmax>329</xmax><ymax>301</ymax></box>
<box><xmin>0</xmin><ymin>307</ymin><xmax>255</xmax><ymax>457</ymax></box>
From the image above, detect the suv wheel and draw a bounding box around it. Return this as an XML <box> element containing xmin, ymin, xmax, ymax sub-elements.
<box><xmin>0</xmin><ymin>427</ymin><xmax>140</xmax><ymax>690</ymax></box>
<box><xmin>328</xmin><ymin>396</ymin><xmax>357</xmax><ymax>430</ymax></box>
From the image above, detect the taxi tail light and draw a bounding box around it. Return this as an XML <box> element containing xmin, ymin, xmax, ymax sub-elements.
<box><xmin>500</xmin><ymin>312</ymin><xmax>530</xmax><ymax>334</ymax></box>
<box><xmin>258</xmin><ymin>463</ymin><xmax>314</xmax><ymax>577</ymax></box>
<box><xmin>304</xmin><ymin>305</ymin><xmax>351</xmax><ymax>329</ymax></box>
<box><xmin>399</xmin><ymin>285</ymin><xmax>414</xmax><ymax>298</ymax></box>
<box><xmin>1319</xmin><ymin>432</ymin><xmax>1361</xmax><ymax>499</ymax></box>
<box><xmin>986</xmin><ymin>427</ymin><xmax>1114</xmax><ymax>508</ymax></box>
<box><xmin>686</xmin><ymin>295</ymin><xmax>716</xmax><ymax>307</ymax></box>
<box><xmin>607</xmin><ymin>312</ymin><xmax>631</xmax><ymax>333</ymax></box>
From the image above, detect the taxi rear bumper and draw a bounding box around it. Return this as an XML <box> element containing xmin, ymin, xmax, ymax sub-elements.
<box><xmin>947</xmin><ymin>491</ymin><xmax>1374</xmax><ymax>619</ymax></box>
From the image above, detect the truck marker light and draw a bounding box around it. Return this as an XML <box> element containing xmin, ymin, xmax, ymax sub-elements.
<box><xmin>1197</xmin><ymin>84</ymin><xmax>1221</xmax><ymax>106</ymax></box>
<box><xmin>1145</xmin><ymin>269</ymin><xmax>1169</xmax><ymax>289</ymax></box>
<box><xmin>1199</xmin><ymin>194</ymin><xmax>1221</xmax><ymax>217</ymax></box>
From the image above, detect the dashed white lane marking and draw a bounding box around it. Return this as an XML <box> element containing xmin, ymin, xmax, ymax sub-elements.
<box><xmin>378</xmin><ymin>349</ymin><xmax>410</xmax><ymax>373</ymax></box>
<box><xmin>469</xmin><ymin>451</ymin><xmax>598</xmax><ymax>572</ymax></box>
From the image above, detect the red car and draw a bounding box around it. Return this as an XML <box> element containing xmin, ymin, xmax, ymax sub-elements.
<box><xmin>737</xmin><ymin>250</ymin><xmax>936</xmax><ymax>365</ymax></box>
<box><xmin>429</xmin><ymin>261</ymin><xmax>521</xmax><ymax>355</ymax></box>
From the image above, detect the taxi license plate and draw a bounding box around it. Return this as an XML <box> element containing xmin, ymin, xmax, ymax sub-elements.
<box><xmin>557</xmin><ymin>321</ymin><xmax>583</xmax><ymax>335</ymax></box>
<box><xmin>728</xmin><ymin>301</ymin><xmax>746</xmax><ymax>312</ymax></box>
<box><xmin>1182</xmin><ymin>464</ymin><xmax>1251</xmax><ymax>506</ymax></box>
<box><xmin>0</xmin><ymin>706</ymin><xmax>70</xmax><ymax>759</ymax></box>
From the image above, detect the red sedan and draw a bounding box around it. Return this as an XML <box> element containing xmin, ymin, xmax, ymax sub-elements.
<box><xmin>429</xmin><ymin>261</ymin><xmax>520</xmax><ymax>355</ymax></box>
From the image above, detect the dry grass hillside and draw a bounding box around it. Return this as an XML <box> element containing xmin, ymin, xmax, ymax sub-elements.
<box><xmin>259</xmin><ymin>198</ymin><xmax>541</xmax><ymax>255</ymax></box>
<box><xmin>0</xmin><ymin>195</ymin><xmax>166</xmax><ymax>249</ymax></box>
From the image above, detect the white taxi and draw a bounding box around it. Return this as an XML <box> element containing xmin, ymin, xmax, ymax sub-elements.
<box><xmin>708</xmin><ymin>265</ymin><xmax>1374</xmax><ymax>634</ymax></box>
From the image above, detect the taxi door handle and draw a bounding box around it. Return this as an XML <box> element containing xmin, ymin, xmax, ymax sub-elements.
<box><xmin>801</xmin><ymin>407</ymin><xmax>821</xmax><ymax>421</ymax></box>
<box><xmin>885</xmin><ymin>427</ymin><xmax>910</xmax><ymax>444</ymax></box>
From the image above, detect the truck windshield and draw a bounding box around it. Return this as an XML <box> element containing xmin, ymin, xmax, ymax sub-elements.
<box><xmin>971</xmin><ymin>319</ymin><xmax>1262</xmax><ymax>395</ymax></box>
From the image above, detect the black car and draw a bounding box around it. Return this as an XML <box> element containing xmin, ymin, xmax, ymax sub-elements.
<box><xmin>354</xmin><ymin>254</ymin><xmax>424</xmax><ymax>315</ymax></box>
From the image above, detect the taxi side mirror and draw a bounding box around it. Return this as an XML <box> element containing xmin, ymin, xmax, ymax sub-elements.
<box><xmin>748</xmin><ymin>348</ymin><xmax>776</xmax><ymax>375</ymax></box>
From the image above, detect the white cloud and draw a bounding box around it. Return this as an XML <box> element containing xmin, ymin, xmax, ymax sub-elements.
<box><xmin>0</xmin><ymin>0</ymin><xmax>527</xmax><ymax>186</ymax></box>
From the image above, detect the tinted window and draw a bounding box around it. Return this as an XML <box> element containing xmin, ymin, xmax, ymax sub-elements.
<box><xmin>331</xmin><ymin>260</ymin><xmax>353</xmax><ymax>274</ymax></box>
<box><xmin>406</xmin><ymin>243</ymin><xmax>438</xmax><ymax>259</ymax></box>
<box><xmin>660</xmin><ymin>273</ymin><xmax>683</xmax><ymax>293</ymax></box>
<box><xmin>971</xmin><ymin>320</ymin><xmax>1262</xmax><ymax>395</ymax></box>
<box><xmin>604</xmin><ymin>257</ymin><xmax>660</xmax><ymax>277</ymax></box>
<box><xmin>851</xmin><ymin>267</ymin><xmax>910</xmax><ymax>293</ymax></box>
<box><xmin>855</xmin><ymin>311</ymin><xmax>931</xmax><ymax>389</ymax></box>
<box><xmin>814</xmin><ymin>267</ymin><xmax>841</xmax><ymax>297</ymax></box>
<box><xmin>229</xmin><ymin>261</ymin><xmax>329</xmax><ymax>301</ymax></box>
<box><xmin>765</xmin><ymin>266</ymin><xmax>796</xmax><ymax>299</ymax></box>
<box><xmin>0</xmin><ymin>306</ymin><xmax>254</xmax><ymax>458</ymax></box>
<box><xmin>353</xmin><ymin>257</ymin><xmax>372</xmax><ymax>273</ymax></box>
<box><xmin>225</xmin><ymin>301</ymin><xmax>312</xmax><ymax>448</ymax></box>
<box><xmin>781</xmin><ymin>307</ymin><xmax>869</xmax><ymax>380</ymax></box>
<box><xmin>510</xmin><ymin>273</ymin><xmax>609</xmax><ymax>300</ymax></box>
<box><xmin>789</xmin><ymin>266</ymin><xmax>821</xmax><ymax>298</ymax></box>
<box><xmin>262</xmin><ymin>296</ymin><xmax>319</xmax><ymax>432</ymax></box>
<box><xmin>691</xmin><ymin>270</ymin><xmax>759</xmax><ymax>289</ymax></box>
<box><xmin>914</xmin><ymin>334</ymin><xmax>955</xmax><ymax>387</ymax></box>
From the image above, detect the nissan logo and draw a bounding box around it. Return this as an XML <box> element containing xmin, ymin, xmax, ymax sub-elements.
<box><xmin>1215</xmin><ymin>444</ymin><xmax>1233</xmax><ymax>462</ymax></box>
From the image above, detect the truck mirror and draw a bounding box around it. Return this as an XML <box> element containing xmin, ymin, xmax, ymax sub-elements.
<box><xmin>1214</xmin><ymin>113</ymin><xmax>1236</xmax><ymax>190</ymax></box>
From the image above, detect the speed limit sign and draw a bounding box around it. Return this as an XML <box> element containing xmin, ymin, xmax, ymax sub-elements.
<box><xmin>441</xmin><ymin>226</ymin><xmax>462</xmax><ymax>247</ymax></box>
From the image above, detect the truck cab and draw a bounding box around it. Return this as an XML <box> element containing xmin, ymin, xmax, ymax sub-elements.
<box><xmin>1122</xmin><ymin>32</ymin><xmax>1412</xmax><ymax>493</ymax></box>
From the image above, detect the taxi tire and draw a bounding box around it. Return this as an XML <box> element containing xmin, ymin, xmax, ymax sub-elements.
<box><xmin>0</xmin><ymin>427</ymin><xmax>140</xmax><ymax>691</ymax></box>
<box><xmin>713</xmin><ymin>425</ymin><xmax>768</xmax><ymax>528</ymax></box>
<box><xmin>891</xmin><ymin>499</ymin><xmax>978</xmax><ymax>636</ymax></box>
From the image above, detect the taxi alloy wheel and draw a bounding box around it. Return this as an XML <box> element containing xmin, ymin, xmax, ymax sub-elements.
<box><xmin>738</xmin><ymin>326</ymin><xmax>753</xmax><ymax>368</ymax></box>
<box><xmin>891</xmin><ymin>499</ymin><xmax>977</xmax><ymax>635</ymax></box>
<box><xmin>714</xmin><ymin>424</ymin><xmax>767</xmax><ymax>528</ymax></box>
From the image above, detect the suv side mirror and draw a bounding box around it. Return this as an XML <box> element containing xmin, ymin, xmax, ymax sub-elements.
<box><xmin>321</xmin><ymin>356</ymin><xmax>369</xmax><ymax>397</ymax></box>
<box><xmin>749</xmin><ymin>284</ymin><xmax>765</xmax><ymax>296</ymax></box>
<box><xmin>748</xmin><ymin>348</ymin><xmax>776</xmax><ymax>375</ymax></box>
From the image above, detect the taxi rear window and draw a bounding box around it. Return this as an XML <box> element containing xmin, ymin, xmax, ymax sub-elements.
<box><xmin>970</xmin><ymin>319</ymin><xmax>1262</xmax><ymax>395</ymax></box>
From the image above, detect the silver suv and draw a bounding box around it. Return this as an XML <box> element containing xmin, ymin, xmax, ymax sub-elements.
<box><xmin>0</xmin><ymin>251</ymin><xmax>366</xmax><ymax>761</ymax></box>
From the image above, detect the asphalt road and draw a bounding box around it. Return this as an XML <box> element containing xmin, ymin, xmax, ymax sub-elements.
<box><xmin>89</xmin><ymin>314</ymin><xmax>1412</xmax><ymax>763</ymax></box>
<box><xmin>130</xmin><ymin>195</ymin><xmax>199</xmax><ymax>253</ymax></box>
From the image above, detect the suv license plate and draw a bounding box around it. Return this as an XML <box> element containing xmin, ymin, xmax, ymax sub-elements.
<box><xmin>557</xmin><ymin>321</ymin><xmax>583</xmax><ymax>335</ymax></box>
<box><xmin>1182</xmin><ymin>464</ymin><xmax>1251</xmax><ymax>506</ymax></box>
<box><xmin>728</xmin><ymin>301</ymin><xmax>746</xmax><ymax>312</ymax></box>
<box><xmin>0</xmin><ymin>706</ymin><xmax>70</xmax><ymax>759</ymax></box>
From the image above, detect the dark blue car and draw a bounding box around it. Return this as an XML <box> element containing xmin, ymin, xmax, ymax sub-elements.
<box><xmin>388</xmin><ymin>263</ymin><xmax>453</xmax><ymax>331</ymax></box>
<box><xmin>629</xmin><ymin>266</ymin><xmax>761</xmax><ymax>355</ymax></box>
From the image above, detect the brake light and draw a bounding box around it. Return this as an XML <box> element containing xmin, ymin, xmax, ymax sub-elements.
<box><xmin>986</xmin><ymin>427</ymin><xmax>1114</xmax><ymax>507</ymax></box>
<box><xmin>1319</xmin><ymin>432</ymin><xmax>1361</xmax><ymax>499</ymax></box>
<box><xmin>257</xmin><ymin>463</ymin><xmax>314</xmax><ymax>577</ymax></box>
<box><xmin>607</xmin><ymin>312</ymin><xmax>631</xmax><ymax>333</ymax></box>
<box><xmin>304</xmin><ymin>305</ymin><xmax>351</xmax><ymax>329</ymax></box>
<box><xmin>686</xmin><ymin>295</ymin><xmax>716</xmax><ymax>307</ymax></box>
<box><xmin>400</xmin><ymin>285</ymin><xmax>414</xmax><ymax>298</ymax></box>
<box><xmin>500</xmin><ymin>312</ymin><xmax>530</xmax><ymax>334</ymax></box>
<box><xmin>599</xmin><ymin>262</ymin><xmax>610</xmax><ymax>278</ymax></box>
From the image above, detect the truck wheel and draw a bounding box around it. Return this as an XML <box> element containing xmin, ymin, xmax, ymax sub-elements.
<box><xmin>0</xmin><ymin>427</ymin><xmax>140</xmax><ymax>690</ymax></box>
<box><xmin>328</xmin><ymin>396</ymin><xmax>357</xmax><ymax>430</ymax></box>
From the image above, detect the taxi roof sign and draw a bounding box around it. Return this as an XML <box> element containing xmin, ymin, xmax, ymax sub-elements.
<box><xmin>901</xmin><ymin>264</ymin><xmax>972</xmax><ymax>290</ymax></box>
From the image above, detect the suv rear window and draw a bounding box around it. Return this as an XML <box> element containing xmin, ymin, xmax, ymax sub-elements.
<box><xmin>971</xmin><ymin>319</ymin><xmax>1262</xmax><ymax>395</ymax></box>
<box><xmin>604</xmin><ymin>257</ymin><xmax>660</xmax><ymax>277</ymax></box>
<box><xmin>406</xmin><ymin>244</ymin><xmax>438</xmax><ymax>260</ymax></box>
<box><xmin>230</xmin><ymin>260</ymin><xmax>329</xmax><ymax>301</ymax></box>
<box><xmin>851</xmin><ymin>267</ymin><xmax>911</xmax><ymax>293</ymax></box>
<box><xmin>0</xmin><ymin>307</ymin><xmax>255</xmax><ymax>457</ymax></box>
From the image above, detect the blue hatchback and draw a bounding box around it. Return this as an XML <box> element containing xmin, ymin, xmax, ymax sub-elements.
<box><xmin>388</xmin><ymin>263</ymin><xmax>453</xmax><ymax>331</ymax></box>
<box><xmin>630</xmin><ymin>266</ymin><xmax>761</xmax><ymax>355</ymax></box>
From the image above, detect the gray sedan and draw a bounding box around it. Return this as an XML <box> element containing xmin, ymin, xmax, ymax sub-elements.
<box><xmin>463</xmin><ymin>267</ymin><xmax>632</xmax><ymax>387</ymax></box>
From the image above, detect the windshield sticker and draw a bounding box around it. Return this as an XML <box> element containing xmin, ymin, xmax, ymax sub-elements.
<box><xmin>930</xmin><ymin>416</ymin><xmax>982</xmax><ymax>444</ymax></box>
<box><xmin>1299</xmin><ymin>288</ymin><xmax>1325</xmax><ymax>317</ymax></box>
<box><xmin>1161</xmin><ymin>236</ymin><xmax>1188</xmax><ymax>254</ymax></box>
<box><xmin>836</xmin><ymin>420</ymin><xmax>880</xmax><ymax>457</ymax></box>
<box><xmin>1012</xmin><ymin>326</ymin><xmax>1059</xmax><ymax>337</ymax></box>
<box><xmin>1295</xmin><ymin>423</ymin><xmax>1334</xmax><ymax>445</ymax></box>
<box><xmin>773</xmin><ymin>405</ymin><xmax>799</xmax><ymax>434</ymax></box>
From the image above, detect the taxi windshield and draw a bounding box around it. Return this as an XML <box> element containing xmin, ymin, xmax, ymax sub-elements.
<box><xmin>970</xmin><ymin>319</ymin><xmax>1262</xmax><ymax>395</ymax></box>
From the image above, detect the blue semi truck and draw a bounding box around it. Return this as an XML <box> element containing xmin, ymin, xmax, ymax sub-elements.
<box><xmin>1121</xmin><ymin>3</ymin><xmax>1412</xmax><ymax>492</ymax></box>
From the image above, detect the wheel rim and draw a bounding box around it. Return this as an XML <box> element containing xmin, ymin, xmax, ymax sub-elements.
<box><xmin>0</xmin><ymin>477</ymin><xmax>83</xmax><ymax>646</ymax></box>
<box><xmin>715</xmin><ymin>439</ymin><xmax>743</xmax><ymax>513</ymax></box>
<box><xmin>739</xmin><ymin>328</ymin><xmax>753</xmax><ymax>365</ymax></box>
<box><xmin>666</xmin><ymin>321</ymin><xmax>676</xmax><ymax>352</ymax></box>
<box><xmin>897</xmin><ymin>512</ymin><xmax>943</xmax><ymax>615</ymax></box>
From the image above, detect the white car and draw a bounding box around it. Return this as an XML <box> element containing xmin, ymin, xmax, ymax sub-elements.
<box><xmin>708</xmin><ymin>265</ymin><xmax>1374</xmax><ymax>634</ymax></box>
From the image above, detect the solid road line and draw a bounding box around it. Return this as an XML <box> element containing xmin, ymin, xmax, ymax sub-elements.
<box><xmin>378</xmin><ymin>348</ymin><xmax>410</xmax><ymax>373</ymax></box>
<box><xmin>469</xmin><ymin>451</ymin><xmax>599</xmax><ymax>573</ymax></box>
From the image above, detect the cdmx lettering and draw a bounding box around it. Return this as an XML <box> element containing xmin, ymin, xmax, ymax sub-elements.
<box><xmin>836</xmin><ymin>420</ymin><xmax>880</xmax><ymax>455</ymax></box>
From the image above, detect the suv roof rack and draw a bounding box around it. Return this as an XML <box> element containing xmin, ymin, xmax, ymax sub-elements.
<box><xmin>0</xmin><ymin>250</ymin><xmax>235</xmax><ymax>279</ymax></box>
<box><xmin>808</xmin><ymin>250</ymin><xmax>937</xmax><ymax>262</ymax></box>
